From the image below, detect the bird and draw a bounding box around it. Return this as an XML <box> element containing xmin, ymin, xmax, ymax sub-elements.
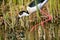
<box><xmin>18</xmin><ymin>0</ymin><xmax>48</xmax><ymax>18</ymax></box>
<box><xmin>18</xmin><ymin>11</ymin><xmax>29</xmax><ymax>18</ymax></box>
<box><xmin>18</xmin><ymin>0</ymin><xmax>52</xmax><ymax>32</ymax></box>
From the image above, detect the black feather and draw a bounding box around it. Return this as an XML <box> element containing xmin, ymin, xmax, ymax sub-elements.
<box><xmin>19</xmin><ymin>11</ymin><xmax>29</xmax><ymax>15</ymax></box>
<box><xmin>29</xmin><ymin>0</ymin><xmax>44</xmax><ymax>7</ymax></box>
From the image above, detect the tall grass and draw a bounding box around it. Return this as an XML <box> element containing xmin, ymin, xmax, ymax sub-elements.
<box><xmin>0</xmin><ymin>0</ymin><xmax>60</xmax><ymax>40</ymax></box>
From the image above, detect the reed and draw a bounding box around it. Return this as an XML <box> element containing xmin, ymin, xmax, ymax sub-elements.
<box><xmin>0</xmin><ymin>0</ymin><xmax>60</xmax><ymax>40</ymax></box>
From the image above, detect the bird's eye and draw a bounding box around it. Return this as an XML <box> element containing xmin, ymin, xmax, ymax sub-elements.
<box><xmin>19</xmin><ymin>13</ymin><xmax>23</xmax><ymax>15</ymax></box>
<box><xmin>19</xmin><ymin>11</ymin><xmax>27</xmax><ymax>15</ymax></box>
<box><xmin>19</xmin><ymin>12</ymin><xmax>23</xmax><ymax>15</ymax></box>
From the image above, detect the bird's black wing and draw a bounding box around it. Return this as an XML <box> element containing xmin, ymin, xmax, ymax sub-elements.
<box><xmin>28</xmin><ymin>0</ymin><xmax>44</xmax><ymax>7</ymax></box>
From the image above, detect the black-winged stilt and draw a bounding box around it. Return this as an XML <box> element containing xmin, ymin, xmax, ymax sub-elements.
<box><xmin>18</xmin><ymin>0</ymin><xmax>48</xmax><ymax>18</ymax></box>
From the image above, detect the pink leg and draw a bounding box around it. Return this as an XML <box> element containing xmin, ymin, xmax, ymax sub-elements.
<box><xmin>40</xmin><ymin>9</ymin><xmax>52</xmax><ymax>27</ymax></box>
<box><xmin>30</xmin><ymin>9</ymin><xmax>52</xmax><ymax>32</ymax></box>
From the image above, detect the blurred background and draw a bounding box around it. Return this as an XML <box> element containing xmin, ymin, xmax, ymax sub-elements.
<box><xmin>0</xmin><ymin>0</ymin><xmax>60</xmax><ymax>40</ymax></box>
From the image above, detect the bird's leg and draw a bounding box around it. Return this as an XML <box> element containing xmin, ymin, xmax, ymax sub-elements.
<box><xmin>40</xmin><ymin>9</ymin><xmax>52</xmax><ymax>27</ymax></box>
<box><xmin>30</xmin><ymin>9</ymin><xmax>52</xmax><ymax>32</ymax></box>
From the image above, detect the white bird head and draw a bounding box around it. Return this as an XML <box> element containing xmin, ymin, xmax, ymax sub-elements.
<box><xmin>18</xmin><ymin>11</ymin><xmax>29</xmax><ymax>18</ymax></box>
